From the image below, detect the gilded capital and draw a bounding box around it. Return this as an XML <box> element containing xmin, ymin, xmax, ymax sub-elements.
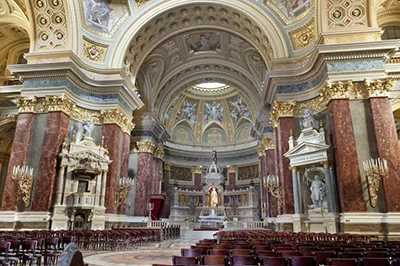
<box><xmin>270</xmin><ymin>100</ymin><xmax>296</xmax><ymax>128</ymax></box>
<box><xmin>136</xmin><ymin>141</ymin><xmax>157</xmax><ymax>154</ymax></box>
<box><xmin>257</xmin><ymin>145</ymin><xmax>265</xmax><ymax>157</ymax></box>
<box><xmin>321</xmin><ymin>161</ymin><xmax>333</xmax><ymax>169</ymax></box>
<box><xmin>164</xmin><ymin>162</ymin><xmax>172</xmax><ymax>171</ymax></box>
<box><xmin>320</xmin><ymin>81</ymin><xmax>353</xmax><ymax>102</ymax></box>
<box><xmin>227</xmin><ymin>165</ymin><xmax>237</xmax><ymax>173</ymax></box>
<box><xmin>101</xmin><ymin>108</ymin><xmax>134</xmax><ymax>134</ymax></box>
<box><xmin>42</xmin><ymin>95</ymin><xmax>75</xmax><ymax>116</ymax></box>
<box><xmin>365</xmin><ymin>79</ymin><xmax>393</xmax><ymax>98</ymax></box>
<box><xmin>194</xmin><ymin>166</ymin><xmax>203</xmax><ymax>174</ymax></box>
<box><xmin>290</xmin><ymin>166</ymin><xmax>299</xmax><ymax>173</ymax></box>
<box><xmin>17</xmin><ymin>97</ymin><xmax>37</xmax><ymax>113</ymax></box>
<box><xmin>262</xmin><ymin>138</ymin><xmax>275</xmax><ymax>150</ymax></box>
<box><xmin>154</xmin><ymin>147</ymin><xmax>165</xmax><ymax>159</ymax></box>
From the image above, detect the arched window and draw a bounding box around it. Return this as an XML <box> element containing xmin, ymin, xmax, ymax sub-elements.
<box><xmin>381</xmin><ymin>26</ymin><xmax>400</xmax><ymax>40</ymax></box>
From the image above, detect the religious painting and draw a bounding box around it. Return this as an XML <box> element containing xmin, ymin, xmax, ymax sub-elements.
<box><xmin>265</xmin><ymin>0</ymin><xmax>312</xmax><ymax>20</ymax></box>
<box><xmin>82</xmin><ymin>0</ymin><xmax>129</xmax><ymax>36</ymax></box>
<box><xmin>171</xmin><ymin>166</ymin><xmax>192</xmax><ymax>181</ymax></box>
<box><xmin>238</xmin><ymin>164</ymin><xmax>259</xmax><ymax>181</ymax></box>
<box><xmin>203</xmin><ymin>101</ymin><xmax>223</xmax><ymax>123</ymax></box>
<box><xmin>236</xmin><ymin>123</ymin><xmax>253</xmax><ymax>142</ymax></box>
<box><xmin>172</xmin><ymin>126</ymin><xmax>194</xmax><ymax>144</ymax></box>
<box><xmin>176</xmin><ymin>99</ymin><xmax>198</xmax><ymax>126</ymax></box>
<box><xmin>186</xmin><ymin>32</ymin><xmax>221</xmax><ymax>53</ymax></box>
<box><xmin>229</xmin><ymin>96</ymin><xmax>252</xmax><ymax>122</ymax></box>
<box><xmin>203</xmin><ymin>128</ymin><xmax>227</xmax><ymax>145</ymax></box>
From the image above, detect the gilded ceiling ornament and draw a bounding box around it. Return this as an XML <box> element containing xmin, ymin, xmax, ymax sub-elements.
<box><xmin>42</xmin><ymin>95</ymin><xmax>75</xmax><ymax>116</ymax></box>
<box><xmin>135</xmin><ymin>0</ymin><xmax>151</xmax><ymax>7</ymax></box>
<box><xmin>227</xmin><ymin>165</ymin><xmax>237</xmax><ymax>173</ymax></box>
<box><xmin>164</xmin><ymin>162</ymin><xmax>172</xmax><ymax>171</ymax></box>
<box><xmin>257</xmin><ymin>145</ymin><xmax>265</xmax><ymax>157</ymax></box>
<box><xmin>289</xmin><ymin>18</ymin><xmax>315</xmax><ymax>50</ymax></box>
<box><xmin>194</xmin><ymin>166</ymin><xmax>203</xmax><ymax>174</ymax></box>
<box><xmin>136</xmin><ymin>141</ymin><xmax>157</xmax><ymax>154</ymax></box>
<box><xmin>101</xmin><ymin>109</ymin><xmax>134</xmax><ymax>134</ymax></box>
<box><xmin>270</xmin><ymin>100</ymin><xmax>297</xmax><ymax>128</ymax></box>
<box><xmin>83</xmin><ymin>40</ymin><xmax>107</xmax><ymax>62</ymax></box>
<box><xmin>262</xmin><ymin>138</ymin><xmax>275</xmax><ymax>150</ymax></box>
<box><xmin>365</xmin><ymin>79</ymin><xmax>393</xmax><ymax>98</ymax></box>
<box><xmin>154</xmin><ymin>147</ymin><xmax>165</xmax><ymax>159</ymax></box>
<box><xmin>320</xmin><ymin>81</ymin><xmax>354</xmax><ymax>102</ymax></box>
<box><xmin>17</xmin><ymin>97</ymin><xmax>37</xmax><ymax>113</ymax></box>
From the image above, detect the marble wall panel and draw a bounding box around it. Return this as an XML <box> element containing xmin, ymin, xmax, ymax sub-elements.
<box><xmin>265</xmin><ymin>149</ymin><xmax>278</xmax><ymax>217</ymax></box>
<box><xmin>1</xmin><ymin>114</ymin><xmax>34</xmax><ymax>211</ymax></box>
<box><xmin>370</xmin><ymin>98</ymin><xmax>400</xmax><ymax>212</ymax></box>
<box><xmin>134</xmin><ymin>152</ymin><xmax>153</xmax><ymax>216</ymax></box>
<box><xmin>277</xmin><ymin>117</ymin><xmax>294</xmax><ymax>215</ymax></box>
<box><xmin>33</xmin><ymin>112</ymin><xmax>69</xmax><ymax>211</ymax></box>
<box><xmin>103</xmin><ymin>124</ymin><xmax>122</xmax><ymax>214</ymax></box>
<box><xmin>328</xmin><ymin>100</ymin><xmax>366</xmax><ymax>212</ymax></box>
<box><xmin>152</xmin><ymin>157</ymin><xmax>161</xmax><ymax>195</ymax></box>
<box><xmin>161</xmin><ymin>169</ymin><xmax>171</xmax><ymax>218</ymax></box>
<box><xmin>194</xmin><ymin>173</ymin><xmax>202</xmax><ymax>191</ymax></box>
<box><xmin>229</xmin><ymin>172</ymin><xmax>236</xmax><ymax>191</ymax></box>
<box><xmin>118</xmin><ymin>132</ymin><xmax>131</xmax><ymax>215</ymax></box>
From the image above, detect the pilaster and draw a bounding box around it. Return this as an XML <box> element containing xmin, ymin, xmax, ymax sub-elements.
<box><xmin>161</xmin><ymin>162</ymin><xmax>172</xmax><ymax>218</ymax></box>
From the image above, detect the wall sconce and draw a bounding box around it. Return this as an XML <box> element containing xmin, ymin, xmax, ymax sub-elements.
<box><xmin>147</xmin><ymin>202</ymin><xmax>154</xmax><ymax>221</ymax></box>
<box><xmin>264</xmin><ymin>175</ymin><xmax>284</xmax><ymax>208</ymax></box>
<box><xmin>12</xmin><ymin>165</ymin><xmax>34</xmax><ymax>208</ymax></box>
<box><xmin>363</xmin><ymin>158</ymin><xmax>388</xmax><ymax>208</ymax></box>
<box><xmin>116</xmin><ymin>177</ymin><xmax>134</xmax><ymax>207</ymax></box>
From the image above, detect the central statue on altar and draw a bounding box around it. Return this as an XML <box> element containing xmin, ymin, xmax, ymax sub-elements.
<box><xmin>210</xmin><ymin>187</ymin><xmax>219</xmax><ymax>207</ymax></box>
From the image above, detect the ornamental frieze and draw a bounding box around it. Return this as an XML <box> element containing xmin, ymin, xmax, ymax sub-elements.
<box><xmin>270</xmin><ymin>100</ymin><xmax>296</xmax><ymax>128</ymax></box>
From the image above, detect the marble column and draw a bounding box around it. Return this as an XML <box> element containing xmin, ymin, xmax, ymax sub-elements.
<box><xmin>328</xmin><ymin>98</ymin><xmax>366</xmax><ymax>212</ymax></box>
<box><xmin>228</xmin><ymin>166</ymin><xmax>236</xmax><ymax>191</ymax></box>
<box><xmin>134</xmin><ymin>142</ymin><xmax>156</xmax><ymax>216</ymax></box>
<box><xmin>1</xmin><ymin>113</ymin><xmax>34</xmax><ymax>211</ymax></box>
<box><xmin>103</xmin><ymin>124</ymin><xmax>122</xmax><ymax>214</ymax></box>
<box><xmin>161</xmin><ymin>163</ymin><xmax>171</xmax><ymax>218</ymax></box>
<box><xmin>258</xmin><ymin>145</ymin><xmax>266</xmax><ymax>219</ymax></box>
<box><xmin>322</xmin><ymin>161</ymin><xmax>339</xmax><ymax>214</ymax></box>
<box><xmin>265</xmin><ymin>141</ymin><xmax>278</xmax><ymax>217</ymax></box>
<box><xmin>33</xmin><ymin>112</ymin><xmax>69</xmax><ymax>211</ymax></box>
<box><xmin>194</xmin><ymin>166</ymin><xmax>202</xmax><ymax>191</ymax></box>
<box><xmin>368</xmin><ymin>90</ymin><xmax>400</xmax><ymax>212</ymax></box>
<box><xmin>117</xmin><ymin>132</ymin><xmax>131</xmax><ymax>215</ymax></box>
<box><xmin>291</xmin><ymin>167</ymin><xmax>301</xmax><ymax>214</ymax></box>
<box><xmin>152</xmin><ymin>147</ymin><xmax>164</xmax><ymax>195</ymax></box>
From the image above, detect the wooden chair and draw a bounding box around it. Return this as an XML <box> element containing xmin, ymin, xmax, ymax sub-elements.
<box><xmin>320</xmin><ymin>247</ymin><xmax>343</xmax><ymax>252</ymax></box>
<box><xmin>279</xmin><ymin>250</ymin><xmax>302</xmax><ymax>258</ymax></box>
<box><xmin>290</xmin><ymin>256</ymin><xmax>317</xmax><ymax>266</ymax></box>
<box><xmin>201</xmin><ymin>255</ymin><xmax>228</xmax><ymax>266</ymax></box>
<box><xmin>181</xmin><ymin>248</ymin><xmax>202</xmax><ymax>257</ymax></box>
<box><xmin>300</xmin><ymin>247</ymin><xmax>319</xmax><ymax>256</ymax></box>
<box><xmin>344</xmin><ymin>248</ymin><xmax>366</xmax><ymax>252</ymax></box>
<box><xmin>364</xmin><ymin>251</ymin><xmax>390</xmax><ymax>257</ymax></box>
<box><xmin>208</xmin><ymin>249</ymin><xmax>228</xmax><ymax>256</ymax></box>
<box><xmin>230</xmin><ymin>255</ymin><xmax>258</xmax><ymax>266</ymax></box>
<box><xmin>19</xmin><ymin>240</ymin><xmax>41</xmax><ymax>266</ymax></box>
<box><xmin>172</xmin><ymin>256</ymin><xmax>199</xmax><ymax>266</ymax></box>
<box><xmin>327</xmin><ymin>258</ymin><xmax>358</xmax><ymax>266</ymax></box>
<box><xmin>338</xmin><ymin>252</ymin><xmax>364</xmax><ymax>258</ymax></box>
<box><xmin>259</xmin><ymin>256</ymin><xmax>287</xmax><ymax>266</ymax></box>
<box><xmin>257</xmin><ymin>250</ymin><xmax>277</xmax><ymax>257</ymax></box>
<box><xmin>358</xmin><ymin>258</ymin><xmax>391</xmax><ymax>266</ymax></box>
<box><xmin>311</xmin><ymin>251</ymin><xmax>336</xmax><ymax>265</ymax></box>
<box><xmin>0</xmin><ymin>242</ymin><xmax>18</xmax><ymax>266</ymax></box>
<box><xmin>229</xmin><ymin>249</ymin><xmax>253</xmax><ymax>256</ymax></box>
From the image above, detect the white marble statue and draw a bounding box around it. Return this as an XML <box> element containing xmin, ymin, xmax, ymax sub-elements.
<box><xmin>210</xmin><ymin>187</ymin><xmax>218</xmax><ymax>207</ymax></box>
<box><xmin>82</xmin><ymin>116</ymin><xmax>95</xmax><ymax>139</ymax></box>
<box><xmin>302</xmin><ymin>108</ymin><xmax>317</xmax><ymax>130</ymax></box>
<box><xmin>309</xmin><ymin>175</ymin><xmax>326</xmax><ymax>209</ymax></box>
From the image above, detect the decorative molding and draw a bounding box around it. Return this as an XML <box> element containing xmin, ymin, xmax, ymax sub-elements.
<box><xmin>194</xmin><ymin>166</ymin><xmax>203</xmax><ymax>174</ymax></box>
<box><xmin>135</xmin><ymin>0</ymin><xmax>151</xmax><ymax>7</ymax></box>
<box><xmin>320</xmin><ymin>81</ymin><xmax>354</xmax><ymax>102</ymax></box>
<box><xmin>257</xmin><ymin>144</ymin><xmax>265</xmax><ymax>157</ymax></box>
<box><xmin>41</xmin><ymin>95</ymin><xmax>75</xmax><ymax>116</ymax></box>
<box><xmin>365</xmin><ymin>79</ymin><xmax>393</xmax><ymax>98</ymax></box>
<box><xmin>289</xmin><ymin>18</ymin><xmax>315</xmax><ymax>51</ymax></box>
<box><xmin>136</xmin><ymin>141</ymin><xmax>157</xmax><ymax>154</ymax></box>
<box><xmin>101</xmin><ymin>109</ymin><xmax>134</xmax><ymax>134</ymax></box>
<box><xmin>163</xmin><ymin>162</ymin><xmax>172</xmax><ymax>171</ymax></box>
<box><xmin>227</xmin><ymin>165</ymin><xmax>237</xmax><ymax>174</ymax></box>
<box><xmin>270</xmin><ymin>100</ymin><xmax>296</xmax><ymax>128</ymax></box>
<box><xmin>17</xmin><ymin>97</ymin><xmax>37</xmax><ymax>113</ymax></box>
<box><xmin>82</xmin><ymin>38</ymin><xmax>108</xmax><ymax>63</ymax></box>
<box><xmin>154</xmin><ymin>147</ymin><xmax>165</xmax><ymax>159</ymax></box>
<box><xmin>262</xmin><ymin>138</ymin><xmax>275</xmax><ymax>150</ymax></box>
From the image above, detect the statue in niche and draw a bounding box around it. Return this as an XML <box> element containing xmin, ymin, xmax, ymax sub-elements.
<box><xmin>301</xmin><ymin>108</ymin><xmax>317</xmax><ymax>130</ymax></box>
<box><xmin>209</xmin><ymin>187</ymin><xmax>219</xmax><ymax>207</ymax></box>
<box><xmin>82</xmin><ymin>116</ymin><xmax>95</xmax><ymax>139</ymax></box>
<box><xmin>309</xmin><ymin>175</ymin><xmax>327</xmax><ymax>209</ymax></box>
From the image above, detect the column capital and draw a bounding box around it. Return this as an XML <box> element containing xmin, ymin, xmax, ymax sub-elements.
<box><xmin>154</xmin><ymin>146</ymin><xmax>165</xmax><ymax>159</ymax></box>
<box><xmin>42</xmin><ymin>95</ymin><xmax>76</xmax><ymax>116</ymax></box>
<box><xmin>270</xmin><ymin>100</ymin><xmax>296</xmax><ymax>128</ymax></box>
<box><xmin>290</xmin><ymin>166</ymin><xmax>300</xmax><ymax>174</ymax></box>
<box><xmin>365</xmin><ymin>79</ymin><xmax>393</xmax><ymax>98</ymax></box>
<box><xmin>136</xmin><ymin>141</ymin><xmax>157</xmax><ymax>154</ymax></box>
<box><xmin>262</xmin><ymin>138</ymin><xmax>275</xmax><ymax>150</ymax></box>
<box><xmin>320</xmin><ymin>81</ymin><xmax>353</xmax><ymax>102</ymax></box>
<box><xmin>17</xmin><ymin>97</ymin><xmax>37</xmax><ymax>113</ymax></box>
<box><xmin>227</xmin><ymin>165</ymin><xmax>237</xmax><ymax>173</ymax></box>
<box><xmin>101</xmin><ymin>108</ymin><xmax>135</xmax><ymax>134</ymax></box>
<box><xmin>321</xmin><ymin>161</ymin><xmax>333</xmax><ymax>169</ymax></box>
<box><xmin>163</xmin><ymin>162</ymin><xmax>172</xmax><ymax>171</ymax></box>
<box><xmin>193</xmin><ymin>166</ymin><xmax>203</xmax><ymax>174</ymax></box>
<box><xmin>257</xmin><ymin>144</ymin><xmax>265</xmax><ymax>157</ymax></box>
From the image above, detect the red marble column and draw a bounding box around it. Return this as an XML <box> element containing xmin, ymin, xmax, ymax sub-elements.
<box><xmin>161</xmin><ymin>163</ymin><xmax>171</xmax><ymax>218</ymax></box>
<box><xmin>273</xmin><ymin>128</ymin><xmax>281</xmax><ymax>215</ymax></box>
<box><xmin>103</xmin><ymin>124</ymin><xmax>121</xmax><ymax>214</ymax></box>
<box><xmin>265</xmin><ymin>149</ymin><xmax>278</xmax><ymax>217</ymax></box>
<box><xmin>258</xmin><ymin>152</ymin><xmax>266</xmax><ymax>218</ymax></box>
<box><xmin>194</xmin><ymin>171</ymin><xmax>202</xmax><ymax>191</ymax></box>
<box><xmin>117</xmin><ymin>132</ymin><xmax>131</xmax><ymax>215</ymax></box>
<box><xmin>276</xmin><ymin>117</ymin><xmax>295</xmax><ymax>215</ymax></box>
<box><xmin>134</xmin><ymin>144</ymin><xmax>155</xmax><ymax>216</ymax></box>
<box><xmin>1</xmin><ymin>114</ymin><xmax>34</xmax><ymax>211</ymax></box>
<box><xmin>33</xmin><ymin>112</ymin><xmax>69</xmax><ymax>211</ymax></box>
<box><xmin>228</xmin><ymin>169</ymin><xmax>236</xmax><ymax>191</ymax></box>
<box><xmin>370</xmin><ymin>97</ymin><xmax>400</xmax><ymax>212</ymax></box>
<box><xmin>152</xmin><ymin>157</ymin><xmax>161</xmax><ymax>195</ymax></box>
<box><xmin>328</xmin><ymin>99</ymin><xmax>366</xmax><ymax>212</ymax></box>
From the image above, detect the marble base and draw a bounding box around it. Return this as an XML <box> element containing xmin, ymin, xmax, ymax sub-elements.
<box><xmin>0</xmin><ymin>211</ymin><xmax>51</xmax><ymax>230</ymax></box>
<box><xmin>341</xmin><ymin>212</ymin><xmax>400</xmax><ymax>235</ymax></box>
<box><xmin>276</xmin><ymin>213</ymin><xmax>340</xmax><ymax>233</ymax></box>
<box><xmin>51</xmin><ymin>206</ymin><xmax>107</xmax><ymax>230</ymax></box>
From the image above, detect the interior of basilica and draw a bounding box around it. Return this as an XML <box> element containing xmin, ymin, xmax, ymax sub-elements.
<box><xmin>1</xmin><ymin>0</ymin><xmax>400</xmax><ymax>257</ymax></box>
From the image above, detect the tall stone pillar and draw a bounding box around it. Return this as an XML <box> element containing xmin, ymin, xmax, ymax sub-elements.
<box><xmin>194</xmin><ymin>166</ymin><xmax>203</xmax><ymax>191</ymax></box>
<box><xmin>1</xmin><ymin>98</ymin><xmax>36</xmax><ymax>211</ymax></box>
<box><xmin>322</xmin><ymin>81</ymin><xmax>366</xmax><ymax>213</ymax></box>
<box><xmin>227</xmin><ymin>166</ymin><xmax>236</xmax><ymax>191</ymax></box>
<box><xmin>366</xmin><ymin>79</ymin><xmax>400</xmax><ymax>212</ymax></box>
<box><xmin>152</xmin><ymin>147</ymin><xmax>164</xmax><ymax>195</ymax></box>
<box><xmin>263</xmin><ymin>138</ymin><xmax>277</xmax><ymax>218</ymax></box>
<box><xmin>291</xmin><ymin>166</ymin><xmax>302</xmax><ymax>214</ymax></box>
<box><xmin>258</xmin><ymin>144</ymin><xmax>267</xmax><ymax>219</ymax></box>
<box><xmin>134</xmin><ymin>142</ymin><xmax>156</xmax><ymax>216</ymax></box>
<box><xmin>270</xmin><ymin>101</ymin><xmax>296</xmax><ymax>215</ymax></box>
<box><xmin>161</xmin><ymin>163</ymin><xmax>172</xmax><ymax>218</ymax></box>
<box><xmin>117</xmin><ymin>132</ymin><xmax>131</xmax><ymax>215</ymax></box>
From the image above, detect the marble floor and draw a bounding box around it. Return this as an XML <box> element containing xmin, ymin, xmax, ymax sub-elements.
<box><xmin>83</xmin><ymin>229</ymin><xmax>217</xmax><ymax>266</ymax></box>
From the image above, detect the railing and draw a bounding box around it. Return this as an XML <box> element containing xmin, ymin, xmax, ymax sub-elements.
<box><xmin>67</xmin><ymin>193</ymin><xmax>96</xmax><ymax>207</ymax></box>
<box><xmin>147</xmin><ymin>220</ymin><xmax>167</xmax><ymax>228</ymax></box>
<box><xmin>224</xmin><ymin>221</ymin><xmax>266</xmax><ymax>229</ymax></box>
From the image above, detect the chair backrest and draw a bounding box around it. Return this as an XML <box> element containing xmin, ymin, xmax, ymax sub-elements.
<box><xmin>364</xmin><ymin>251</ymin><xmax>390</xmax><ymax>258</ymax></box>
<box><xmin>230</xmin><ymin>255</ymin><xmax>258</xmax><ymax>266</ymax></box>
<box><xmin>181</xmin><ymin>248</ymin><xmax>202</xmax><ymax>257</ymax></box>
<box><xmin>393</xmin><ymin>259</ymin><xmax>400</xmax><ymax>266</ymax></box>
<box><xmin>300</xmin><ymin>247</ymin><xmax>319</xmax><ymax>256</ymax></box>
<box><xmin>312</xmin><ymin>251</ymin><xmax>336</xmax><ymax>265</ymax></box>
<box><xmin>209</xmin><ymin>249</ymin><xmax>228</xmax><ymax>255</ymax></box>
<box><xmin>279</xmin><ymin>250</ymin><xmax>302</xmax><ymax>258</ymax></box>
<box><xmin>260</xmin><ymin>256</ymin><xmax>287</xmax><ymax>266</ymax></box>
<box><xmin>358</xmin><ymin>258</ymin><xmax>391</xmax><ymax>266</ymax></box>
<box><xmin>253</xmin><ymin>245</ymin><xmax>272</xmax><ymax>251</ymax></box>
<box><xmin>327</xmin><ymin>258</ymin><xmax>358</xmax><ymax>266</ymax></box>
<box><xmin>0</xmin><ymin>242</ymin><xmax>10</xmax><ymax>256</ymax></box>
<box><xmin>230</xmin><ymin>249</ymin><xmax>252</xmax><ymax>256</ymax></box>
<box><xmin>290</xmin><ymin>256</ymin><xmax>317</xmax><ymax>266</ymax></box>
<box><xmin>257</xmin><ymin>250</ymin><xmax>277</xmax><ymax>257</ymax></box>
<box><xmin>344</xmin><ymin>248</ymin><xmax>366</xmax><ymax>252</ymax></box>
<box><xmin>201</xmin><ymin>255</ymin><xmax>227</xmax><ymax>265</ymax></box>
<box><xmin>172</xmin><ymin>256</ymin><xmax>198</xmax><ymax>266</ymax></box>
<box><xmin>338</xmin><ymin>252</ymin><xmax>364</xmax><ymax>258</ymax></box>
